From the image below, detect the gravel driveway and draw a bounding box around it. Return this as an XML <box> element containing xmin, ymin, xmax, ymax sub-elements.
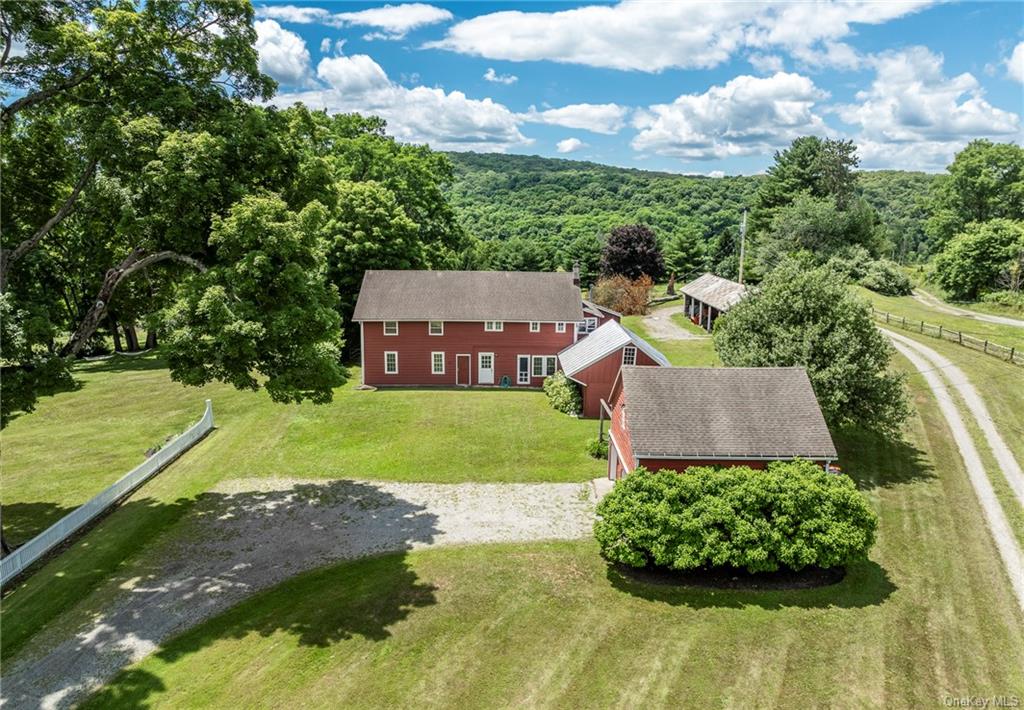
<box><xmin>641</xmin><ymin>303</ymin><xmax>709</xmax><ymax>341</ymax></box>
<box><xmin>2</xmin><ymin>479</ymin><xmax>599</xmax><ymax>709</ymax></box>
<box><xmin>911</xmin><ymin>289</ymin><xmax>1024</xmax><ymax>329</ymax></box>
<box><xmin>886</xmin><ymin>332</ymin><xmax>1024</xmax><ymax>613</ymax></box>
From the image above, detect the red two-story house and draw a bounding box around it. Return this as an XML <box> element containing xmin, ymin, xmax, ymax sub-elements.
<box><xmin>353</xmin><ymin>270</ymin><xmax>586</xmax><ymax>387</ymax></box>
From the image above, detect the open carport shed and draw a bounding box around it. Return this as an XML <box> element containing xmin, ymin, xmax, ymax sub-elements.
<box><xmin>681</xmin><ymin>273</ymin><xmax>747</xmax><ymax>332</ymax></box>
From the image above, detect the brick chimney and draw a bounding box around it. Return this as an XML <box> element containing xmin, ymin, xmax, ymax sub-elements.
<box><xmin>572</xmin><ymin>261</ymin><xmax>580</xmax><ymax>286</ymax></box>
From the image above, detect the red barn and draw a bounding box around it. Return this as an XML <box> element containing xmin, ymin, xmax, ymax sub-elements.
<box><xmin>606</xmin><ymin>366</ymin><xmax>837</xmax><ymax>480</ymax></box>
<box><xmin>578</xmin><ymin>299</ymin><xmax>620</xmax><ymax>336</ymax></box>
<box><xmin>558</xmin><ymin>321</ymin><xmax>669</xmax><ymax>418</ymax></box>
<box><xmin>353</xmin><ymin>270</ymin><xmax>585</xmax><ymax>387</ymax></box>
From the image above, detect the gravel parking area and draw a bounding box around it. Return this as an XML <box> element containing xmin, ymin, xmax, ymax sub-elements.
<box><xmin>3</xmin><ymin>478</ymin><xmax>598</xmax><ymax>709</ymax></box>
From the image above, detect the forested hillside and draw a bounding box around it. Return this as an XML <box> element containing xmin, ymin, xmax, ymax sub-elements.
<box><xmin>445</xmin><ymin>152</ymin><xmax>939</xmax><ymax>272</ymax></box>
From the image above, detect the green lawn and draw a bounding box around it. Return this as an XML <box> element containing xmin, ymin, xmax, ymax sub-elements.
<box><xmin>82</xmin><ymin>368</ymin><xmax>1024</xmax><ymax>707</ymax></box>
<box><xmin>1</xmin><ymin>355</ymin><xmax>603</xmax><ymax>658</ymax></box>
<box><xmin>3</xmin><ymin>355</ymin><xmax>603</xmax><ymax>546</ymax></box>
<box><xmin>621</xmin><ymin>313</ymin><xmax>721</xmax><ymax>367</ymax></box>
<box><xmin>882</xmin><ymin>328</ymin><xmax>1024</xmax><ymax>548</ymax></box>
<box><xmin>859</xmin><ymin>286</ymin><xmax>1024</xmax><ymax>351</ymax></box>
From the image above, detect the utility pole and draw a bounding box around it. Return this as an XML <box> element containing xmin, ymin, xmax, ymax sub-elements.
<box><xmin>738</xmin><ymin>209</ymin><xmax>747</xmax><ymax>285</ymax></box>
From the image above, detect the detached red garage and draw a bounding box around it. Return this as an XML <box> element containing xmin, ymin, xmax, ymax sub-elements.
<box><xmin>558</xmin><ymin>321</ymin><xmax>669</xmax><ymax>418</ymax></box>
<box><xmin>606</xmin><ymin>366</ymin><xmax>838</xmax><ymax>480</ymax></box>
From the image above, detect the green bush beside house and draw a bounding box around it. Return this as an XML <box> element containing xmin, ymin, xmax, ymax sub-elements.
<box><xmin>595</xmin><ymin>462</ymin><xmax>877</xmax><ymax>574</ymax></box>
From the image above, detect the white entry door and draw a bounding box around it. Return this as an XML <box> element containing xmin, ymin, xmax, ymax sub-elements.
<box><xmin>478</xmin><ymin>352</ymin><xmax>495</xmax><ymax>385</ymax></box>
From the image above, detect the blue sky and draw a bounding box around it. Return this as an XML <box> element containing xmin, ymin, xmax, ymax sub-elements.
<box><xmin>253</xmin><ymin>1</ymin><xmax>1024</xmax><ymax>174</ymax></box>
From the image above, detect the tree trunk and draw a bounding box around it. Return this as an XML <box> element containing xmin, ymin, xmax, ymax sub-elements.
<box><xmin>109</xmin><ymin>314</ymin><xmax>123</xmax><ymax>352</ymax></box>
<box><xmin>59</xmin><ymin>249</ymin><xmax>205</xmax><ymax>357</ymax></box>
<box><xmin>124</xmin><ymin>324</ymin><xmax>140</xmax><ymax>351</ymax></box>
<box><xmin>145</xmin><ymin>328</ymin><xmax>157</xmax><ymax>349</ymax></box>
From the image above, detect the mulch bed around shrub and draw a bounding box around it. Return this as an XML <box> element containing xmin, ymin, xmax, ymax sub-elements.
<box><xmin>614</xmin><ymin>563</ymin><xmax>846</xmax><ymax>591</ymax></box>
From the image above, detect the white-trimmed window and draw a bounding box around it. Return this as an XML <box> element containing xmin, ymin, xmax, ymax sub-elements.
<box><xmin>529</xmin><ymin>322</ymin><xmax>541</xmax><ymax>333</ymax></box>
<box><xmin>431</xmin><ymin>351</ymin><xmax>445</xmax><ymax>375</ymax></box>
<box><xmin>484</xmin><ymin>321</ymin><xmax>504</xmax><ymax>332</ymax></box>
<box><xmin>622</xmin><ymin>346</ymin><xmax>637</xmax><ymax>366</ymax></box>
<box><xmin>429</xmin><ymin>321</ymin><xmax>444</xmax><ymax>336</ymax></box>
<box><xmin>383</xmin><ymin>321</ymin><xmax>399</xmax><ymax>336</ymax></box>
<box><xmin>384</xmin><ymin>351</ymin><xmax>398</xmax><ymax>374</ymax></box>
<box><xmin>532</xmin><ymin>355</ymin><xmax>557</xmax><ymax>377</ymax></box>
<box><xmin>585</xmin><ymin>318</ymin><xmax>598</xmax><ymax>333</ymax></box>
<box><xmin>555</xmin><ymin>322</ymin><xmax>566</xmax><ymax>333</ymax></box>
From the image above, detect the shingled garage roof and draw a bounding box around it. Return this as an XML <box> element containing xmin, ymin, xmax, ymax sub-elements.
<box><xmin>558</xmin><ymin>321</ymin><xmax>669</xmax><ymax>377</ymax></box>
<box><xmin>681</xmin><ymin>273</ymin><xmax>747</xmax><ymax>312</ymax></box>
<box><xmin>619</xmin><ymin>366</ymin><xmax>837</xmax><ymax>459</ymax></box>
<box><xmin>352</xmin><ymin>270</ymin><xmax>585</xmax><ymax>322</ymax></box>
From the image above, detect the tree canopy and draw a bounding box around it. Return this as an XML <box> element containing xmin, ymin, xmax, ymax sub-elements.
<box><xmin>601</xmin><ymin>224</ymin><xmax>664</xmax><ymax>279</ymax></box>
<box><xmin>713</xmin><ymin>261</ymin><xmax>909</xmax><ymax>436</ymax></box>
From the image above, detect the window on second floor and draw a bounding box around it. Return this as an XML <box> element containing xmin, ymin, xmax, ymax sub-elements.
<box><xmin>383</xmin><ymin>321</ymin><xmax>399</xmax><ymax>336</ymax></box>
<box><xmin>529</xmin><ymin>322</ymin><xmax>540</xmax><ymax>332</ymax></box>
<box><xmin>555</xmin><ymin>322</ymin><xmax>566</xmax><ymax>333</ymax></box>
<box><xmin>622</xmin><ymin>346</ymin><xmax>637</xmax><ymax>366</ymax></box>
<box><xmin>484</xmin><ymin>321</ymin><xmax>504</xmax><ymax>332</ymax></box>
<box><xmin>577</xmin><ymin>317</ymin><xmax>597</xmax><ymax>334</ymax></box>
<box><xmin>429</xmin><ymin>321</ymin><xmax>444</xmax><ymax>335</ymax></box>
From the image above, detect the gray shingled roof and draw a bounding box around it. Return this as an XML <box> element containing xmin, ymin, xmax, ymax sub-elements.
<box><xmin>558</xmin><ymin>321</ymin><xmax>669</xmax><ymax>377</ymax></box>
<box><xmin>680</xmin><ymin>273</ymin><xmax>747</xmax><ymax>312</ymax></box>
<box><xmin>620</xmin><ymin>366</ymin><xmax>837</xmax><ymax>459</ymax></box>
<box><xmin>352</xmin><ymin>270</ymin><xmax>585</xmax><ymax>322</ymax></box>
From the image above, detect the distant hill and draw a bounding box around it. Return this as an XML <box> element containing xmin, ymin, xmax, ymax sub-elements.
<box><xmin>444</xmin><ymin>152</ymin><xmax>938</xmax><ymax>261</ymax></box>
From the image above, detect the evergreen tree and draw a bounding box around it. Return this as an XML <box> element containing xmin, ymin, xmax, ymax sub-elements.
<box><xmin>662</xmin><ymin>226</ymin><xmax>705</xmax><ymax>281</ymax></box>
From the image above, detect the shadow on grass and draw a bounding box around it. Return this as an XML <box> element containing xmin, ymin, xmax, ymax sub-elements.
<box><xmin>4</xmin><ymin>480</ymin><xmax>440</xmax><ymax>710</ymax></box>
<box><xmin>606</xmin><ymin>558</ymin><xmax>896</xmax><ymax>610</ymax></box>
<box><xmin>75</xmin><ymin>352</ymin><xmax>169</xmax><ymax>375</ymax></box>
<box><xmin>1</xmin><ymin>501</ymin><xmax>78</xmax><ymax>548</ymax></box>
<box><xmin>833</xmin><ymin>426</ymin><xmax>935</xmax><ymax>490</ymax></box>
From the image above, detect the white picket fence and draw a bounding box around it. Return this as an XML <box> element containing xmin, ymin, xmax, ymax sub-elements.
<box><xmin>0</xmin><ymin>400</ymin><xmax>214</xmax><ymax>587</ymax></box>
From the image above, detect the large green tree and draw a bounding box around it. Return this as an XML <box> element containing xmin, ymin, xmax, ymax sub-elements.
<box><xmin>713</xmin><ymin>260</ymin><xmax>909</xmax><ymax>435</ymax></box>
<box><xmin>932</xmin><ymin>219</ymin><xmax>1024</xmax><ymax>300</ymax></box>
<box><xmin>925</xmin><ymin>140</ymin><xmax>1024</xmax><ymax>249</ymax></box>
<box><xmin>751</xmin><ymin>136</ymin><xmax>860</xmax><ymax>234</ymax></box>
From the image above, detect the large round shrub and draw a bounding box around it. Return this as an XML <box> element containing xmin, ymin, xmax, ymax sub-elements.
<box><xmin>543</xmin><ymin>372</ymin><xmax>582</xmax><ymax>415</ymax></box>
<box><xmin>859</xmin><ymin>259</ymin><xmax>913</xmax><ymax>296</ymax></box>
<box><xmin>594</xmin><ymin>461</ymin><xmax>877</xmax><ymax>574</ymax></box>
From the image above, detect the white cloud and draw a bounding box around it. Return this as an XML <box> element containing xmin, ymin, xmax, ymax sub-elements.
<box><xmin>483</xmin><ymin>67</ymin><xmax>518</xmax><ymax>85</ymax></box>
<box><xmin>270</xmin><ymin>54</ymin><xmax>529</xmax><ymax>152</ymax></box>
<box><xmin>319</xmin><ymin>37</ymin><xmax>331</xmax><ymax>54</ymax></box>
<box><xmin>556</xmin><ymin>137</ymin><xmax>587</xmax><ymax>153</ymax></box>
<box><xmin>747</xmin><ymin>53</ymin><xmax>784</xmax><ymax>74</ymax></box>
<box><xmin>428</xmin><ymin>0</ymin><xmax>934</xmax><ymax>72</ymax></box>
<box><xmin>255</xmin><ymin>20</ymin><xmax>313</xmax><ymax>87</ymax></box>
<box><xmin>521</xmin><ymin>103</ymin><xmax>630</xmax><ymax>135</ymax></box>
<box><xmin>838</xmin><ymin>47</ymin><xmax>1021</xmax><ymax>169</ymax></box>
<box><xmin>316</xmin><ymin>54</ymin><xmax>391</xmax><ymax>94</ymax></box>
<box><xmin>707</xmin><ymin>170</ymin><xmax>726</xmax><ymax>178</ymax></box>
<box><xmin>631</xmin><ymin>72</ymin><xmax>829</xmax><ymax>160</ymax></box>
<box><xmin>257</xmin><ymin>3</ymin><xmax>452</xmax><ymax>40</ymax></box>
<box><xmin>1007</xmin><ymin>42</ymin><xmax>1024</xmax><ymax>83</ymax></box>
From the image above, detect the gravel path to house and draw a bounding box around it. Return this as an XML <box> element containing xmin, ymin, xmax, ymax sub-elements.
<box><xmin>911</xmin><ymin>289</ymin><xmax>1024</xmax><ymax>328</ymax></box>
<box><xmin>886</xmin><ymin>332</ymin><xmax>1024</xmax><ymax>613</ymax></box>
<box><xmin>640</xmin><ymin>303</ymin><xmax>709</xmax><ymax>341</ymax></box>
<box><xmin>2</xmin><ymin>479</ymin><xmax>599</xmax><ymax>709</ymax></box>
<box><xmin>885</xmin><ymin>329</ymin><xmax>1024</xmax><ymax>507</ymax></box>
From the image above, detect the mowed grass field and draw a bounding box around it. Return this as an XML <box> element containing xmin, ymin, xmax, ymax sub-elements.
<box><xmin>81</xmin><ymin>356</ymin><xmax>1024</xmax><ymax>707</ymax></box>
<box><xmin>860</xmin><ymin>286</ymin><xmax>1024</xmax><ymax>351</ymax></box>
<box><xmin>1</xmin><ymin>356</ymin><xmax>602</xmax><ymax>659</ymax></box>
<box><xmin>2</xmin><ymin>356</ymin><xmax>604</xmax><ymax>545</ymax></box>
